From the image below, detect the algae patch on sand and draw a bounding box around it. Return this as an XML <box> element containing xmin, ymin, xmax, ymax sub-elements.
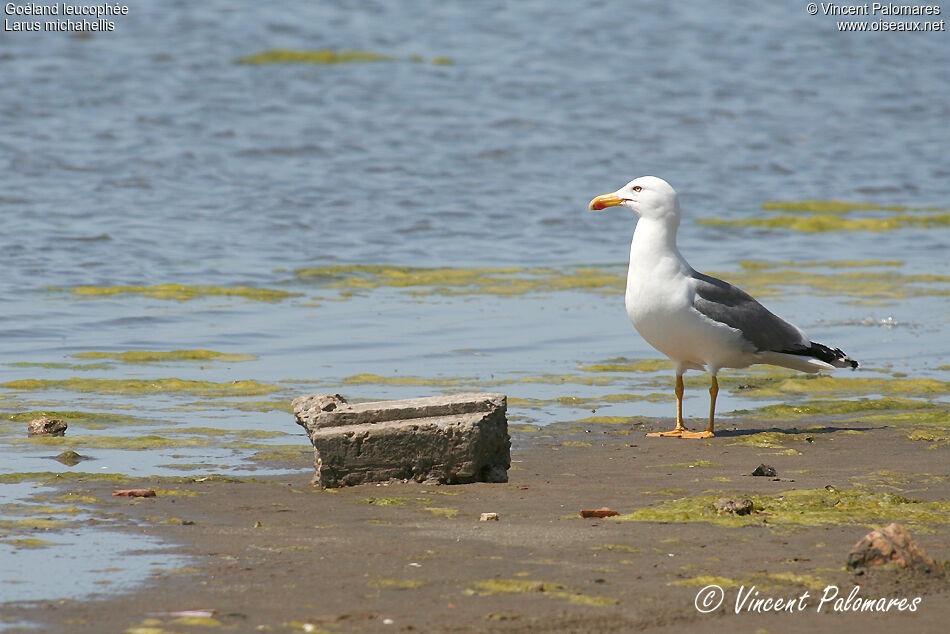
<box><xmin>616</xmin><ymin>488</ymin><xmax>950</xmax><ymax>528</ymax></box>
<box><xmin>62</xmin><ymin>283</ymin><xmax>299</xmax><ymax>302</ymax></box>
<box><xmin>466</xmin><ymin>578</ymin><xmax>619</xmax><ymax>606</ymax></box>
<box><xmin>735</xmin><ymin>375</ymin><xmax>950</xmax><ymax>399</ymax></box>
<box><xmin>729</xmin><ymin>397</ymin><xmax>941</xmax><ymax>421</ymax></box>
<box><xmin>73</xmin><ymin>349</ymin><xmax>257</xmax><ymax>363</ymax></box>
<box><xmin>366</xmin><ymin>578</ymin><xmax>427</xmax><ymax>589</ymax></box>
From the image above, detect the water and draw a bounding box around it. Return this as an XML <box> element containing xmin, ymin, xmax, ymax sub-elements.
<box><xmin>1</xmin><ymin>0</ymin><xmax>947</xmax><ymax>604</ymax></box>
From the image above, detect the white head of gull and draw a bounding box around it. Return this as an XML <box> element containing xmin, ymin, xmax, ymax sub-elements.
<box><xmin>590</xmin><ymin>176</ymin><xmax>858</xmax><ymax>439</ymax></box>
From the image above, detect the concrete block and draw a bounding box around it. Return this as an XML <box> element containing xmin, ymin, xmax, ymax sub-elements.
<box><xmin>293</xmin><ymin>392</ymin><xmax>510</xmax><ymax>488</ymax></box>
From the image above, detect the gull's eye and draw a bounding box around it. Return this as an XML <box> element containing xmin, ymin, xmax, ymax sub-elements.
<box><xmin>632</xmin><ymin>185</ymin><xmax>642</xmax><ymax>192</ymax></box>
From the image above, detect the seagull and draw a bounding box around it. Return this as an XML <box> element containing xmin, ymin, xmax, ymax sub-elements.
<box><xmin>589</xmin><ymin>176</ymin><xmax>858</xmax><ymax>439</ymax></box>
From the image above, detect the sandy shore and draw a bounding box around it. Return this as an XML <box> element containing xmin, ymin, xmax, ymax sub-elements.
<box><xmin>2</xmin><ymin>415</ymin><xmax>949</xmax><ymax>633</ymax></box>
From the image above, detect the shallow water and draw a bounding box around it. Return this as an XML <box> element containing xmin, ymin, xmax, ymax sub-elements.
<box><xmin>1</xmin><ymin>1</ymin><xmax>948</xmax><ymax>604</ymax></box>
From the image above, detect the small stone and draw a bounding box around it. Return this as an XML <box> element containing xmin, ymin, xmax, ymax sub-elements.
<box><xmin>580</xmin><ymin>507</ymin><xmax>620</xmax><ymax>518</ymax></box>
<box><xmin>53</xmin><ymin>450</ymin><xmax>90</xmax><ymax>466</ymax></box>
<box><xmin>479</xmin><ymin>512</ymin><xmax>499</xmax><ymax>521</ymax></box>
<box><xmin>751</xmin><ymin>464</ymin><xmax>776</xmax><ymax>477</ymax></box>
<box><xmin>713</xmin><ymin>497</ymin><xmax>754</xmax><ymax>515</ymax></box>
<box><xmin>847</xmin><ymin>522</ymin><xmax>939</xmax><ymax>573</ymax></box>
<box><xmin>28</xmin><ymin>417</ymin><xmax>67</xmax><ymax>437</ymax></box>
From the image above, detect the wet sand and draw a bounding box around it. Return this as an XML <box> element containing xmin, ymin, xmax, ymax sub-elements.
<box><xmin>3</xmin><ymin>415</ymin><xmax>949</xmax><ymax>633</ymax></box>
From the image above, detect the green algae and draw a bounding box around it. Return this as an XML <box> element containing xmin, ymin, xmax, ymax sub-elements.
<box><xmin>762</xmin><ymin>200</ymin><xmax>940</xmax><ymax>214</ymax></box>
<box><xmin>0</xmin><ymin>537</ymin><xmax>59</xmax><ymax>549</ymax></box>
<box><xmin>1</xmin><ymin>377</ymin><xmax>285</xmax><ymax>398</ymax></box>
<box><xmin>649</xmin><ymin>460</ymin><xmax>722</xmax><ymax>469</ymax></box>
<box><xmin>729</xmin><ymin>431</ymin><xmax>814</xmax><ymax>450</ymax></box>
<box><xmin>3</xmin><ymin>410</ymin><xmax>165</xmax><ymax>428</ymax></box>
<box><xmin>502</xmin><ymin>374</ymin><xmax>617</xmax><ymax>386</ymax></box>
<box><xmin>0</xmin><ymin>518</ymin><xmax>70</xmax><ymax>530</ymax></box>
<box><xmin>238</xmin><ymin>49</ymin><xmax>454</xmax><ymax>66</ymax></box>
<box><xmin>466</xmin><ymin>578</ymin><xmax>619</xmax><ymax>606</ymax></box>
<box><xmin>149</xmin><ymin>488</ymin><xmax>202</xmax><ymax>498</ymax></box>
<box><xmin>700</xmin><ymin>208</ymin><xmax>950</xmax><ymax>232</ymax></box>
<box><xmin>153</xmin><ymin>427</ymin><xmax>289</xmax><ymax>440</ymax></box>
<box><xmin>561</xmin><ymin>441</ymin><xmax>592</xmax><ymax>447</ymax></box>
<box><xmin>354</xmin><ymin>496</ymin><xmax>435</xmax><ymax>507</ymax></box>
<box><xmin>237</xmin><ymin>49</ymin><xmax>394</xmax><ymax>64</ymax></box>
<box><xmin>737</xmin><ymin>259</ymin><xmax>903</xmax><ymax>270</ymax></box>
<box><xmin>571</xmin><ymin>416</ymin><xmax>635</xmax><ymax>426</ymax></box>
<box><xmin>181</xmin><ymin>400</ymin><xmax>291</xmax><ymax>413</ymax></box>
<box><xmin>591</xmin><ymin>544</ymin><xmax>641</xmax><ymax>553</ymax></box>
<box><xmin>9</xmin><ymin>435</ymin><xmax>213</xmax><ymax>450</ymax></box>
<box><xmin>6</xmin><ymin>361</ymin><xmax>112</xmax><ymax>371</ymax></box>
<box><xmin>615</xmin><ymin>488</ymin><xmax>950</xmax><ymax>528</ymax></box>
<box><xmin>296</xmin><ymin>264</ymin><xmax>623</xmax><ymax>297</ymax></box>
<box><xmin>423</xmin><ymin>507</ymin><xmax>459</xmax><ymax>518</ymax></box>
<box><xmin>366</xmin><ymin>578</ymin><xmax>426</xmax><ymax>589</ymax></box>
<box><xmin>578</xmin><ymin>357</ymin><xmax>674</xmax><ymax>373</ymax></box>
<box><xmin>342</xmin><ymin>373</ymin><xmax>468</xmax><ymax>387</ymax></box>
<box><xmin>340</xmin><ymin>372</ymin><xmax>619</xmax><ymax>388</ymax></box>
<box><xmin>702</xmin><ymin>268</ymin><xmax>949</xmax><ymax>300</ymax></box>
<box><xmin>672</xmin><ymin>575</ymin><xmax>743</xmax><ymax>589</ymax></box>
<box><xmin>729</xmin><ymin>397</ymin><xmax>941</xmax><ymax>420</ymax></box>
<box><xmin>737</xmin><ymin>375</ymin><xmax>949</xmax><ymax>399</ymax></box>
<box><xmin>673</xmin><ymin>572</ymin><xmax>826</xmax><ymax>591</ymax></box>
<box><xmin>907</xmin><ymin>429</ymin><xmax>950</xmax><ymax>448</ymax></box>
<box><xmin>248</xmin><ymin>445</ymin><xmax>308</xmax><ymax>463</ymax></box>
<box><xmin>0</xmin><ymin>471</ymin><xmax>253</xmax><ymax>486</ymax></box>
<box><xmin>62</xmin><ymin>283</ymin><xmax>299</xmax><ymax>302</ymax></box>
<box><xmin>73</xmin><ymin>349</ymin><xmax>257</xmax><ymax>363</ymax></box>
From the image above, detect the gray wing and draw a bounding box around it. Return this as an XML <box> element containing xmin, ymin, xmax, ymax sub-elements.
<box><xmin>690</xmin><ymin>271</ymin><xmax>808</xmax><ymax>353</ymax></box>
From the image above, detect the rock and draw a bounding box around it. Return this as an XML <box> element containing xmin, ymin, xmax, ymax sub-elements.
<box><xmin>847</xmin><ymin>523</ymin><xmax>938</xmax><ymax>573</ymax></box>
<box><xmin>293</xmin><ymin>393</ymin><xmax>510</xmax><ymax>488</ymax></box>
<box><xmin>479</xmin><ymin>512</ymin><xmax>500</xmax><ymax>521</ymax></box>
<box><xmin>713</xmin><ymin>497</ymin><xmax>754</xmax><ymax>515</ymax></box>
<box><xmin>27</xmin><ymin>417</ymin><xmax>67</xmax><ymax>437</ymax></box>
<box><xmin>580</xmin><ymin>507</ymin><xmax>620</xmax><ymax>518</ymax></box>
<box><xmin>53</xmin><ymin>450</ymin><xmax>90</xmax><ymax>466</ymax></box>
<box><xmin>751</xmin><ymin>464</ymin><xmax>776</xmax><ymax>477</ymax></box>
<box><xmin>112</xmin><ymin>489</ymin><xmax>156</xmax><ymax>498</ymax></box>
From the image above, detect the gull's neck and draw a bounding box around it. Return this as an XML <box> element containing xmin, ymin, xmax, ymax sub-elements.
<box><xmin>629</xmin><ymin>216</ymin><xmax>687</xmax><ymax>267</ymax></box>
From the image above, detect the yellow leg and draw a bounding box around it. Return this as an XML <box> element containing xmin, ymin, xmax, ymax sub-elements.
<box><xmin>647</xmin><ymin>373</ymin><xmax>715</xmax><ymax>439</ymax></box>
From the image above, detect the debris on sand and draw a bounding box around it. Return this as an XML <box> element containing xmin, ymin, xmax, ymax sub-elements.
<box><xmin>294</xmin><ymin>393</ymin><xmax>510</xmax><ymax>488</ymax></box>
<box><xmin>751</xmin><ymin>464</ymin><xmax>777</xmax><ymax>477</ymax></box>
<box><xmin>847</xmin><ymin>522</ymin><xmax>939</xmax><ymax>573</ymax></box>
<box><xmin>112</xmin><ymin>489</ymin><xmax>157</xmax><ymax>498</ymax></box>
<box><xmin>713</xmin><ymin>498</ymin><xmax>754</xmax><ymax>515</ymax></box>
<box><xmin>580</xmin><ymin>507</ymin><xmax>620</xmax><ymax>518</ymax></box>
<box><xmin>479</xmin><ymin>512</ymin><xmax>500</xmax><ymax>521</ymax></box>
<box><xmin>28</xmin><ymin>417</ymin><xmax>67</xmax><ymax>437</ymax></box>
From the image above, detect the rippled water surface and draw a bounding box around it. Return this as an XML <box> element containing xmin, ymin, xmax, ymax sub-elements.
<box><xmin>1</xmin><ymin>1</ymin><xmax>948</xmax><ymax>604</ymax></box>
